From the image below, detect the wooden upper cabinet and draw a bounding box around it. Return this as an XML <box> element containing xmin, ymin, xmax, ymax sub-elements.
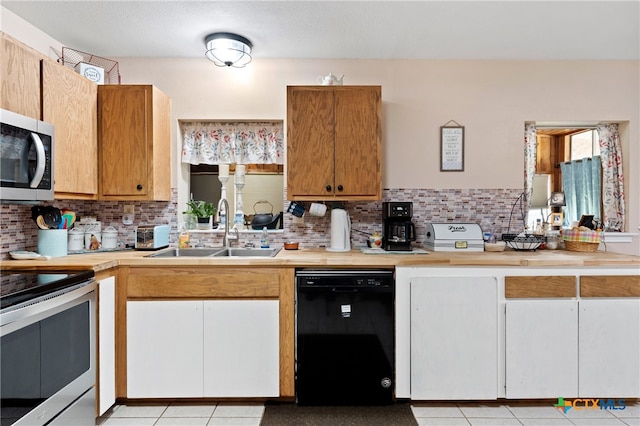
<box><xmin>42</xmin><ymin>59</ymin><xmax>98</xmax><ymax>198</ymax></box>
<box><xmin>287</xmin><ymin>86</ymin><xmax>382</xmax><ymax>201</ymax></box>
<box><xmin>0</xmin><ymin>32</ymin><xmax>42</xmax><ymax>119</ymax></box>
<box><xmin>98</xmin><ymin>85</ymin><xmax>171</xmax><ymax>201</ymax></box>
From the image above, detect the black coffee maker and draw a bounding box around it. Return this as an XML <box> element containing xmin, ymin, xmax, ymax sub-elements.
<box><xmin>382</xmin><ymin>201</ymin><xmax>416</xmax><ymax>251</ymax></box>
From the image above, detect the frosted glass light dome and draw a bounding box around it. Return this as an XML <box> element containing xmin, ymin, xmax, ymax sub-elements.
<box><xmin>204</xmin><ymin>32</ymin><xmax>252</xmax><ymax>68</ymax></box>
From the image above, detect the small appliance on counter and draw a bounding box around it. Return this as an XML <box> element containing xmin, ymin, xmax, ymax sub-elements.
<box><xmin>327</xmin><ymin>207</ymin><xmax>351</xmax><ymax>252</ymax></box>
<box><xmin>424</xmin><ymin>222</ymin><xmax>484</xmax><ymax>252</ymax></box>
<box><xmin>135</xmin><ymin>225</ymin><xmax>170</xmax><ymax>250</ymax></box>
<box><xmin>382</xmin><ymin>201</ymin><xmax>416</xmax><ymax>251</ymax></box>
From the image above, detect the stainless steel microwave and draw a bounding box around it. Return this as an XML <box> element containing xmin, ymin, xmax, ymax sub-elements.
<box><xmin>0</xmin><ymin>108</ymin><xmax>54</xmax><ymax>201</ymax></box>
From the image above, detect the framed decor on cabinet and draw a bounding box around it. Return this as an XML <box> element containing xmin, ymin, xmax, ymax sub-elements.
<box><xmin>550</xmin><ymin>212</ymin><xmax>564</xmax><ymax>226</ymax></box>
<box><xmin>440</xmin><ymin>122</ymin><xmax>464</xmax><ymax>171</ymax></box>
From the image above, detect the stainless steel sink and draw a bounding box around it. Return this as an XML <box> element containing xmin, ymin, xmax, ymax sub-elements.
<box><xmin>145</xmin><ymin>248</ymin><xmax>222</xmax><ymax>258</ymax></box>
<box><xmin>212</xmin><ymin>247</ymin><xmax>281</xmax><ymax>257</ymax></box>
<box><xmin>145</xmin><ymin>247</ymin><xmax>281</xmax><ymax>258</ymax></box>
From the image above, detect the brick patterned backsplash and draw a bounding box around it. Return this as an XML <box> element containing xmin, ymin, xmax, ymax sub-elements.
<box><xmin>1</xmin><ymin>188</ymin><xmax>523</xmax><ymax>260</ymax></box>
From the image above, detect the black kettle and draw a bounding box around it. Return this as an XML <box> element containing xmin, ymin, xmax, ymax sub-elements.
<box><xmin>250</xmin><ymin>200</ymin><xmax>281</xmax><ymax>229</ymax></box>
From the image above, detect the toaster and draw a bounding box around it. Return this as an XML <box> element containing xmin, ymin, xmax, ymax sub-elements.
<box><xmin>135</xmin><ymin>225</ymin><xmax>170</xmax><ymax>250</ymax></box>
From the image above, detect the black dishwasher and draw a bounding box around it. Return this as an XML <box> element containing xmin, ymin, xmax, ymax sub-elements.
<box><xmin>295</xmin><ymin>269</ymin><xmax>394</xmax><ymax>405</ymax></box>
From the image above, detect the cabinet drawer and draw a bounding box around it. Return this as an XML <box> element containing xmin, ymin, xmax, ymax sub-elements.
<box><xmin>127</xmin><ymin>267</ymin><xmax>281</xmax><ymax>298</ymax></box>
<box><xmin>580</xmin><ymin>275</ymin><xmax>640</xmax><ymax>297</ymax></box>
<box><xmin>505</xmin><ymin>276</ymin><xmax>576</xmax><ymax>298</ymax></box>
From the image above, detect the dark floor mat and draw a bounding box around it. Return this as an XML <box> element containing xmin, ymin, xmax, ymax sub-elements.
<box><xmin>260</xmin><ymin>403</ymin><xmax>418</xmax><ymax>426</ymax></box>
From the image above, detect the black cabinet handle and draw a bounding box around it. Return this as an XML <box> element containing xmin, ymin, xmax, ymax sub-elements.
<box><xmin>136</xmin><ymin>184</ymin><xmax>143</xmax><ymax>191</ymax></box>
<box><xmin>337</xmin><ymin>185</ymin><xmax>343</xmax><ymax>191</ymax></box>
<box><xmin>325</xmin><ymin>185</ymin><xmax>332</xmax><ymax>192</ymax></box>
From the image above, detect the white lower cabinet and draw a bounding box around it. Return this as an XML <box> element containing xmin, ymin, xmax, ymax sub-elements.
<box><xmin>410</xmin><ymin>276</ymin><xmax>498</xmax><ymax>399</ymax></box>
<box><xmin>97</xmin><ymin>276</ymin><xmax>116</xmax><ymax>415</ymax></box>
<box><xmin>127</xmin><ymin>301</ymin><xmax>204</xmax><ymax>398</ymax></box>
<box><xmin>579</xmin><ymin>299</ymin><xmax>640</xmax><ymax>397</ymax></box>
<box><xmin>505</xmin><ymin>300</ymin><xmax>578</xmax><ymax>398</ymax></box>
<box><xmin>203</xmin><ymin>300</ymin><xmax>280</xmax><ymax>397</ymax></box>
<box><xmin>127</xmin><ymin>300</ymin><xmax>279</xmax><ymax>398</ymax></box>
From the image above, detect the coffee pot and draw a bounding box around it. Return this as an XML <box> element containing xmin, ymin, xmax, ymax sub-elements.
<box><xmin>382</xmin><ymin>201</ymin><xmax>416</xmax><ymax>251</ymax></box>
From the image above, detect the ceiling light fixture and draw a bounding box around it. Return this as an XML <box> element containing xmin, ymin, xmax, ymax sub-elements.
<box><xmin>204</xmin><ymin>32</ymin><xmax>252</xmax><ymax>68</ymax></box>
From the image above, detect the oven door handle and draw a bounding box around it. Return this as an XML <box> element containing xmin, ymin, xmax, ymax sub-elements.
<box><xmin>29</xmin><ymin>132</ymin><xmax>46</xmax><ymax>188</ymax></box>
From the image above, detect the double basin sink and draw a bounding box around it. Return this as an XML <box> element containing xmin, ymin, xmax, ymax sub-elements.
<box><xmin>146</xmin><ymin>247</ymin><xmax>281</xmax><ymax>258</ymax></box>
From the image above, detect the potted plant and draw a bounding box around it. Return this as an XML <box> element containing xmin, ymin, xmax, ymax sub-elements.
<box><xmin>184</xmin><ymin>200</ymin><xmax>216</xmax><ymax>229</ymax></box>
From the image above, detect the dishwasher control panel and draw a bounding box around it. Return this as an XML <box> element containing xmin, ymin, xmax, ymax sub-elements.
<box><xmin>296</xmin><ymin>269</ymin><xmax>394</xmax><ymax>288</ymax></box>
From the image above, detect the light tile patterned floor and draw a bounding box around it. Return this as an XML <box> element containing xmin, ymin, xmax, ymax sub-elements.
<box><xmin>411</xmin><ymin>401</ymin><xmax>640</xmax><ymax>426</ymax></box>
<box><xmin>97</xmin><ymin>401</ymin><xmax>640</xmax><ymax>426</ymax></box>
<box><xmin>96</xmin><ymin>403</ymin><xmax>264</xmax><ymax>426</ymax></box>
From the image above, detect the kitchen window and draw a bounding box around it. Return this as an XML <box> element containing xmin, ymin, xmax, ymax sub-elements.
<box><xmin>529</xmin><ymin>124</ymin><xmax>625</xmax><ymax>232</ymax></box>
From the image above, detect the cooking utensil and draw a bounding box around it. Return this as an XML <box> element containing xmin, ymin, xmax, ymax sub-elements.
<box><xmin>36</xmin><ymin>216</ymin><xmax>50</xmax><ymax>229</ymax></box>
<box><xmin>61</xmin><ymin>212</ymin><xmax>76</xmax><ymax>229</ymax></box>
<box><xmin>42</xmin><ymin>206</ymin><xmax>61</xmax><ymax>229</ymax></box>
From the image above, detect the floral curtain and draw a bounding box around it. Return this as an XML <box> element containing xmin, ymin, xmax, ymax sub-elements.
<box><xmin>523</xmin><ymin>123</ymin><xmax>537</xmax><ymax>220</ymax></box>
<box><xmin>560</xmin><ymin>156</ymin><xmax>602</xmax><ymax>225</ymax></box>
<box><xmin>181</xmin><ymin>121</ymin><xmax>284</xmax><ymax>165</ymax></box>
<box><xmin>597</xmin><ymin>123</ymin><xmax>625</xmax><ymax>231</ymax></box>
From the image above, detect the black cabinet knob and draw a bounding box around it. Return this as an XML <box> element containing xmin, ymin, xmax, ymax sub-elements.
<box><xmin>136</xmin><ymin>184</ymin><xmax>143</xmax><ymax>191</ymax></box>
<box><xmin>325</xmin><ymin>185</ymin><xmax>332</xmax><ymax>192</ymax></box>
<box><xmin>337</xmin><ymin>185</ymin><xmax>344</xmax><ymax>191</ymax></box>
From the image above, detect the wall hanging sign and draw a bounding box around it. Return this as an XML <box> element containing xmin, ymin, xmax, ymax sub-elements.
<box><xmin>440</xmin><ymin>120</ymin><xmax>465</xmax><ymax>171</ymax></box>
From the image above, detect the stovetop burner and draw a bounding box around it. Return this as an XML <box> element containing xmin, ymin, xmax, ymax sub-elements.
<box><xmin>1</xmin><ymin>270</ymin><xmax>95</xmax><ymax>310</ymax></box>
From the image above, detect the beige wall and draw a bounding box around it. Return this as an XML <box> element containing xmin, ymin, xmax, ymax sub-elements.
<box><xmin>115</xmin><ymin>57</ymin><xmax>639</xmax><ymax>248</ymax></box>
<box><xmin>3</xmin><ymin>7</ymin><xmax>638</xmax><ymax>254</ymax></box>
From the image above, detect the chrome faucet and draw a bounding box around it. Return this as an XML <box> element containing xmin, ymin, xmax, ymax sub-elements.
<box><xmin>218</xmin><ymin>198</ymin><xmax>239</xmax><ymax>248</ymax></box>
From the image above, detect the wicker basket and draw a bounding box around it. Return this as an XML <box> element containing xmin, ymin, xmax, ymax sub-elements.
<box><xmin>562</xmin><ymin>229</ymin><xmax>601</xmax><ymax>252</ymax></box>
<box><xmin>564</xmin><ymin>240</ymin><xmax>600</xmax><ymax>252</ymax></box>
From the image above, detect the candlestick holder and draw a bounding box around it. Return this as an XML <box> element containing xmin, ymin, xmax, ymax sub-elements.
<box><xmin>234</xmin><ymin>179</ymin><xmax>246</xmax><ymax>230</ymax></box>
<box><xmin>217</xmin><ymin>174</ymin><xmax>229</xmax><ymax>230</ymax></box>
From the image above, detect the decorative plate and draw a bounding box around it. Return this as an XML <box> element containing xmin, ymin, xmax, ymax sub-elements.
<box><xmin>10</xmin><ymin>250</ymin><xmax>43</xmax><ymax>260</ymax></box>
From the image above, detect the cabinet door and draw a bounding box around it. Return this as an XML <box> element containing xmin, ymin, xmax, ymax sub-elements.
<box><xmin>286</xmin><ymin>87</ymin><xmax>335</xmax><ymax>198</ymax></box>
<box><xmin>127</xmin><ymin>301</ymin><xmax>203</xmax><ymax>397</ymax></box>
<box><xmin>98</xmin><ymin>85</ymin><xmax>171</xmax><ymax>200</ymax></box>
<box><xmin>0</xmin><ymin>34</ymin><xmax>41</xmax><ymax>119</ymax></box>
<box><xmin>334</xmin><ymin>86</ymin><xmax>381</xmax><ymax>198</ymax></box>
<box><xmin>411</xmin><ymin>276</ymin><xmax>498</xmax><ymax>399</ymax></box>
<box><xmin>579</xmin><ymin>299</ymin><xmax>640</xmax><ymax>397</ymax></box>
<box><xmin>42</xmin><ymin>60</ymin><xmax>98</xmax><ymax>197</ymax></box>
<box><xmin>286</xmin><ymin>86</ymin><xmax>381</xmax><ymax>201</ymax></box>
<box><xmin>506</xmin><ymin>300</ymin><xmax>578</xmax><ymax>398</ymax></box>
<box><xmin>203</xmin><ymin>300</ymin><xmax>279</xmax><ymax>397</ymax></box>
<box><xmin>99</xmin><ymin>86</ymin><xmax>150</xmax><ymax>197</ymax></box>
<box><xmin>97</xmin><ymin>276</ymin><xmax>115</xmax><ymax>415</ymax></box>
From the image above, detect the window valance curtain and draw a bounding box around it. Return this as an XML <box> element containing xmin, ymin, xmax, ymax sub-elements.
<box><xmin>181</xmin><ymin>121</ymin><xmax>284</xmax><ymax>165</ymax></box>
<box><xmin>597</xmin><ymin>123</ymin><xmax>625</xmax><ymax>231</ymax></box>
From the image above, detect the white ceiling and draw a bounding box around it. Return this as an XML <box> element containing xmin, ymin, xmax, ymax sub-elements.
<box><xmin>2</xmin><ymin>1</ymin><xmax>639</xmax><ymax>61</ymax></box>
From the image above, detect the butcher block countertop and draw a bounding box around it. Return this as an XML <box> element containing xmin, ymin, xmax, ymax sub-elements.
<box><xmin>1</xmin><ymin>246</ymin><xmax>639</xmax><ymax>272</ymax></box>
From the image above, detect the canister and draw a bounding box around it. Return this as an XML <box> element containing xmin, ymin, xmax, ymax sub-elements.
<box><xmin>38</xmin><ymin>229</ymin><xmax>68</xmax><ymax>257</ymax></box>
<box><xmin>101</xmin><ymin>226</ymin><xmax>118</xmax><ymax>250</ymax></box>
<box><xmin>67</xmin><ymin>228</ymin><xmax>85</xmax><ymax>252</ymax></box>
<box><xmin>84</xmin><ymin>227</ymin><xmax>101</xmax><ymax>250</ymax></box>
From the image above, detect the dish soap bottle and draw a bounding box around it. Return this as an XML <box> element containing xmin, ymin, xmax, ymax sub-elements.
<box><xmin>178</xmin><ymin>226</ymin><xmax>190</xmax><ymax>248</ymax></box>
<box><xmin>260</xmin><ymin>226</ymin><xmax>270</xmax><ymax>248</ymax></box>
